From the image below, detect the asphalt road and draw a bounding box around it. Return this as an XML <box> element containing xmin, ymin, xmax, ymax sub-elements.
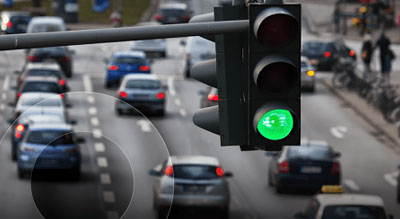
<box><xmin>0</xmin><ymin>0</ymin><xmax>399</xmax><ymax>219</ymax></box>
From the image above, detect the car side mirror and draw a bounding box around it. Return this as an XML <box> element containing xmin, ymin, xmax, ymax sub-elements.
<box><xmin>76</xmin><ymin>137</ymin><xmax>85</xmax><ymax>144</ymax></box>
<box><xmin>7</xmin><ymin>118</ymin><xmax>14</xmax><ymax>124</ymax></box>
<box><xmin>180</xmin><ymin>40</ymin><xmax>186</xmax><ymax>46</ymax></box>
<box><xmin>333</xmin><ymin>151</ymin><xmax>341</xmax><ymax>158</ymax></box>
<box><xmin>224</xmin><ymin>171</ymin><xmax>233</xmax><ymax>178</ymax></box>
<box><xmin>293</xmin><ymin>212</ymin><xmax>308</xmax><ymax>219</ymax></box>
<box><xmin>148</xmin><ymin>169</ymin><xmax>161</xmax><ymax>177</ymax></box>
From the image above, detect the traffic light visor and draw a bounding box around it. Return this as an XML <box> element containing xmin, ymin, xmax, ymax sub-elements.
<box><xmin>254</xmin><ymin>7</ymin><xmax>298</xmax><ymax>46</ymax></box>
<box><xmin>256</xmin><ymin>109</ymin><xmax>294</xmax><ymax>140</ymax></box>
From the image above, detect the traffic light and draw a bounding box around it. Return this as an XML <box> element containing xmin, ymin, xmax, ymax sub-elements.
<box><xmin>246</xmin><ymin>3</ymin><xmax>301</xmax><ymax>151</ymax></box>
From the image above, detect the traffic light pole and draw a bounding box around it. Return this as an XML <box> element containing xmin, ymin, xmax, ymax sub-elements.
<box><xmin>0</xmin><ymin>20</ymin><xmax>248</xmax><ymax>51</ymax></box>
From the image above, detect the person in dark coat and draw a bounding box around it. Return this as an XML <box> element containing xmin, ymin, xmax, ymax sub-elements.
<box><xmin>361</xmin><ymin>34</ymin><xmax>373</xmax><ymax>74</ymax></box>
<box><xmin>375</xmin><ymin>33</ymin><xmax>392</xmax><ymax>82</ymax></box>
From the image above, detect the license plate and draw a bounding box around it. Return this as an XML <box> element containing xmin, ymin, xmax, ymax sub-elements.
<box><xmin>40</xmin><ymin>159</ymin><xmax>58</xmax><ymax>165</ymax></box>
<box><xmin>184</xmin><ymin>185</ymin><xmax>205</xmax><ymax>193</ymax></box>
<box><xmin>301</xmin><ymin>166</ymin><xmax>322</xmax><ymax>174</ymax></box>
<box><xmin>169</xmin><ymin>17</ymin><xmax>178</xmax><ymax>22</ymax></box>
<box><xmin>17</xmin><ymin>24</ymin><xmax>27</xmax><ymax>30</ymax></box>
<box><xmin>310</xmin><ymin>59</ymin><xmax>319</xmax><ymax>65</ymax></box>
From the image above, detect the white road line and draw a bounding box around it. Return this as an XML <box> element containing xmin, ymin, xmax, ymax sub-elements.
<box><xmin>94</xmin><ymin>142</ymin><xmax>105</xmax><ymax>153</ymax></box>
<box><xmin>103</xmin><ymin>191</ymin><xmax>115</xmax><ymax>203</ymax></box>
<box><xmin>97</xmin><ymin>157</ymin><xmax>108</xmax><ymax>168</ymax></box>
<box><xmin>83</xmin><ymin>75</ymin><xmax>93</xmax><ymax>93</ymax></box>
<box><xmin>91</xmin><ymin>117</ymin><xmax>100</xmax><ymax>126</ymax></box>
<box><xmin>87</xmin><ymin>96</ymin><xmax>95</xmax><ymax>104</ymax></box>
<box><xmin>179</xmin><ymin>108</ymin><xmax>187</xmax><ymax>117</ymax></box>
<box><xmin>107</xmin><ymin>211</ymin><xmax>119</xmax><ymax>219</ymax></box>
<box><xmin>92</xmin><ymin>129</ymin><xmax>102</xmax><ymax>138</ymax></box>
<box><xmin>343</xmin><ymin>179</ymin><xmax>361</xmax><ymax>191</ymax></box>
<box><xmin>88</xmin><ymin>107</ymin><xmax>97</xmax><ymax>115</ymax></box>
<box><xmin>384</xmin><ymin>172</ymin><xmax>398</xmax><ymax>187</ymax></box>
<box><xmin>2</xmin><ymin>93</ymin><xmax>6</xmax><ymax>101</ymax></box>
<box><xmin>330</xmin><ymin>127</ymin><xmax>344</xmax><ymax>139</ymax></box>
<box><xmin>136</xmin><ymin>119</ymin><xmax>152</xmax><ymax>132</ymax></box>
<box><xmin>174</xmin><ymin>98</ymin><xmax>181</xmax><ymax>106</ymax></box>
<box><xmin>3</xmin><ymin>75</ymin><xmax>9</xmax><ymax>91</ymax></box>
<box><xmin>100</xmin><ymin>173</ymin><xmax>112</xmax><ymax>185</ymax></box>
<box><xmin>168</xmin><ymin>76</ymin><xmax>176</xmax><ymax>97</ymax></box>
<box><xmin>0</xmin><ymin>104</ymin><xmax>4</xmax><ymax>111</ymax></box>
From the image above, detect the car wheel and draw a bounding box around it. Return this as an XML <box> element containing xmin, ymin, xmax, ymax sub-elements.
<box><xmin>268</xmin><ymin>174</ymin><xmax>273</xmax><ymax>187</ymax></box>
<box><xmin>115</xmin><ymin>107</ymin><xmax>123</xmax><ymax>115</ymax></box>
<box><xmin>185</xmin><ymin>67</ymin><xmax>190</xmax><ymax>78</ymax></box>
<box><xmin>70</xmin><ymin>168</ymin><xmax>80</xmax><ymax>181</ymax></box>
<box><xmin>105</xmin><ymin>81</ymin><xmax>112</xmax><ymax>88</ymax></box>
<box><xmin>65</xmin><ymin>70</ymin><xmax>72</xmax><ymax>78</ymax></box>
<box><xmin>161</xmin><ymin>51</ymin><xmax>166</xmax><ymax>58</ymax></box>
<box><xmin>11</xmin><ymin>148</ymin><xmax>16</xmax><ymax>161</ymax></box>
<box><xmin>157</xmin><ymin>109</ymin><xmax>165</xmax><ymax>117</ymax></box>
<box><xmin>275</xmin><ymin>185</ymin><xmax>284</xmax><ymax>194</ymax></box>
<box><xmin>219</xmin><ymin>209</ymin><xmax>229</xmax><ymax>219</ymax></box>
<box><xmin>309</xmin><ymin>85</ymin><xmax>315</xmax><ymax>93</ymax></box>
<box><xmin>157</xmin><ymin>208</ymin><xmax>166</xmax><ymax>219</ymax></box>
<box><xmin>18</xmin><ymin>168</ymin><xmax>27</xmax><ymax>179</ymax></box>
<box><xmin>397</xmin><ymin>182</ymin><xmax>400</xmax><ymax>203</ymax></box>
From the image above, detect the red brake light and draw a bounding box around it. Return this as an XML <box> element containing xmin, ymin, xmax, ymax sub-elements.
<box><xmin>17</xmin><ymin>93</ymin><xmax>21</xmax><ymax>98</ymax></box>
<box><xmin>349</xmin><ymin>50</ymin><xmax>355</xmax><ymax>56</ymax></box>
<box><xmin>324</xmin><ymin>51</ymin><xmax>331</xmax><ymax>58</ymax></box>
<box><xmin>27</xmin><ymin>56</ymin><xmax>40</xmax><ymax>62</ymax></box>
<box><xmin>139</xmin><ymin>65</ymin><xmax>150</xmax><ymax>72</ymax></box>
<box><xmin>15</xmin><ymin>132</ymin><xmax>22</xmax><ymax>139</ymax></box>
<box><xmin>331</xmin><ymin>162</ymin><xmax>341</xmax><ymax>175</ymax></box>
<box><xmin>165</xmin><ymin>165</ymin><xmax>173</xmax><ymax>177</ymax></box>
<box><xmin>278</xmin><ymin>161</ymin><xmax>290</xmax><ymax>173</ymax></box>
<box><xmin>208</xmin><ymin>94</ymin><xmax>219</xmax><ymax>101</ymax></box>
<box><xmin>59</xmin><ymin>57</ymin><xmax>70</xmax><ymax>62</ymax></box>
<box><xmin>182</xmin><ymin>15</ymin><xmax>190</xmax><ymax>21</ymax></box>
<box><xmin>119</xmin><ymin>91</ymin><xmax>127</xmax><ymax>98</ymax></box>
<box><xmin>6</xmin><ymin>21</ymin><xmax>12</xmax><ymax>28</ymax></box>
<box><xmin>157</xmin><ymin>92</ymin><xmax>165</xmax><ymax>99</ymax></box>
<box><xmin>216</xmin><ymin>167</ymin><xmax>224</xmax><ymax>177</ymax></box>
<box><xmin>16</xmin><ymin>124</ymin><xmax>25</xmax><ymax>132</ymax></box>
<box><xmin>108</xmin><ymin>65</ymin><xmax>119</xmax><ymax>71</ymax></box>
<box><xmin>59</xmin><ymin>79</ymin><xmax>65</xmax><ymax>86</ymax></box>
<box><xmin>155</xmin><ymin>14</ymin><xmax>164</xmax><ymax>21</ymax></box>
<box><xmin>60</xmin><ymin>93</ymin><xmax>65</xmax><ymax>99</ymax></box>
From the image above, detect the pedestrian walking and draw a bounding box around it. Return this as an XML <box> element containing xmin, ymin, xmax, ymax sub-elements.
<box><xmin>375</xmin><ymin>32</ymin><xmax>392</xmax><ymax>83</ymax></box>
<box><xmin>361</xmin><ymin>34</ymin><xmax>373</xmax><ymax>74</ymax></box>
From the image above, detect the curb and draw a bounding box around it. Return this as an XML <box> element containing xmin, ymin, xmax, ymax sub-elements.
<box><xmin>321</xmin><ymin>79</ymin><xmax>400</xmax><ymax>152</ymax></box>
<box><xmin>139</xmin><ymin>0</ymin><xmax>160</xmax><ymax>22</ymax></box>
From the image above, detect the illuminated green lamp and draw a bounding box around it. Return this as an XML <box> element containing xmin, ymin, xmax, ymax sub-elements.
<box><xmin>257</xmin><ymin>109</ymin><xmax>293</xmax><ymax>140</ymax></box>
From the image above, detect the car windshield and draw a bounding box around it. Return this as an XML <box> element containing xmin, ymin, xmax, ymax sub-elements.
<box><xmin>33</xmin><ymin>47</ymin><xmax>66</xmax><ymax>57</ymax></box>
<box><xmin>10</xmin><ymin>16</ymin><xmax>30</xmax><ymax>25</ymax></box>
<box><xmin>303</xmin><ymin>42</ymin><xmax>332</xmax><ymax>55</ymax></box>
<box><xmin>26</xmin><ymin>130</ymin><xmax>74</xmax><ymax>145</ymax></box>
<box><xmin>26</xmin><ymin>70</ymin><xmax>61</xmax><ymax>78</ymax></box>
<box><xmin>322</xmin><ymin>205</ymin><xmax>387</xmax><ymax>219</ymax></box>
<box><xmin>125</xmin><ymin>80</ymin><xmax>160</xmax><ymax>89</ymax></box>
<box><xmin>287</xmin><ymin>146</ymin><xmax>332</xmax><ymax>161</ymax></box>
<box><xmin>22</xmin><ymin>82</ymin><xmax>61</xmax><ymax>93</ymax></box>
<box><xmin>19</xmin><ymin>115</ymin><xmax>64</xmax><ymax>124</ymax></box>
<box><xmin>111</xmin><ymin>56</ymin><xmax>145</xmax><ymax>64</ymax></box>
<box><xmin>173</xmin><ymin>165</ymin><xmax>219</xmax><ymax>180</ymax></box>
<box><xmin>20</xmin><ymin>97</ymin><xmax>61</xmax><ymax>107</ymax></box>
<box><xmin>31</xmin><ymin>24</ymin><xmax>62</xmax><ymax>33</ymax></box>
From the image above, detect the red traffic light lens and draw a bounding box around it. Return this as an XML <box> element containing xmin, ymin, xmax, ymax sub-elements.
<box><xmin>255</xmin><ymin>7</ymin><xmax>298</xmax><ymax>46</ymax></box>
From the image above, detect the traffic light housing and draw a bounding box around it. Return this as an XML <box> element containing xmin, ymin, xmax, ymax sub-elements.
<box><xmin>246</xmin><ymin>3</ymin><xmax>301</xmax><ymax>151</ymax></box>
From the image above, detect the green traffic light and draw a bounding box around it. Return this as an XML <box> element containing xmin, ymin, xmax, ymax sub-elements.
<box><xmin>257</xmin><ymin>109</ymin><xmax>294</xmax><ymax>140</ymax></box>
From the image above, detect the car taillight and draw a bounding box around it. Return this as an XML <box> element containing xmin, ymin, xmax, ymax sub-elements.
<box><xmin>22</xmin><ymin>146</ymin><xmax>35</xmax><ymax>152</ymax></box>
<box><xmin>59</xmin><ymin>93</ymin><xmax>65</xmax><ymax>99</ymax></box>
<box><xmin>157</xmin><ymin>92</ymin><xmax>165</xmax><ymax>99</ymax></box>
<box><xmin>324</xmin><ymin>51</ymin><xmax>331</xmax><ymax>58</ymax></box>
<box><xmin>349</xmin><ymin>50</ymin><xmax>355</xmax><ymax>57</ymax></box>
<box><xmin>6</xmin><ymin>21</ymin><xmax>12</xmax><ymax>28</ymax></box>
<box><xmin>307</xmin><ymin>70</ymin><xmax>315</xmax><ymax>77</ymax></box>
<box><xmin>278</xmin><ymin>161</ymin><xmax>290</xmax><ymax>173</ymax></box>
<box><xmin>108</xmin><ymin>65</ymin><xmax>118</xmax><ymax>71</ymax></box>
<box><xmin>216</xmin><ymin>167</ymin><xmax>224</xmax><ymax>177</ymax></box>
<box><xmin>331</xmin><ymin>162</ymin><xmax>341</xmax><ymax>175</ymax></box>
<box><xmin>17</xmin><ymin>93</ymin><xmax>21</xmax><ymax>98</ymax></box>
<box><xmin>27</xmin><ymin>56</ymin><xmax>40</xmax><ymax>62</ymax></box>
<box><xmin>182</xmin><ymin>15</ymin><xmax>190</xmax><ymax>21</ymax></box>
<box><xmin>139</xmin><ymin>65</ymin><xmax>150</xmax><ymax>72</ymax></box>
<box><xmin>59</xmin><ymin>57</ymin><xmax>71</xmax><ymax>62</ymax></box>
<box><xmin>119</xmin><ymin>91</ymin><xmax>127</xmax><ymax>98</ymax></box>
<box><xmin>165</xmin><ymin>165</ymin><xmax>173</xmax><ymax>177</ymax></box>
<box><xmin>155</xmin><ymin>14</ymin><xmax>164</xmax><ymax>21</ymax></box>
<box><xmin>16</xmin><ymin>124</ymin><xmax>24</xmax><ymax>132</ymax></box>
<box><xmin>59</xmin><ymin>79</ymin><xmax>65</xmax><ymax>86</ymax></box>
<box><xmin>208</xmin><ymin>94</ymin><xmax>218</xmax><ymax>101</ymax></box>
<box><xmin>15</xmin><ymin>132</ymin><xmax>22</xmax><ymax>139</ymax></box>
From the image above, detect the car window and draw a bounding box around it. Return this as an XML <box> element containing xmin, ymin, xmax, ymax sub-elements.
<box><xmin>125</xmin><ymin>79</ymin><xmax>160</xmax><ymax>89</ymax></box>
<box><xmin>31</xmin><ymin>24</ymin><xmax>62</xmax><ymax>33</ymax></box>
<box><xmin>161</xmin><ymin>8</ymin><xmax>185</xmax><ymax>16</ymax></box>
<box><xmin>10</xmin><ymin>16</ymin><xmax>30</xmax><ymax>25</ymax></box>
<box><xmin>33</xmin><ymin>47</ymin><xmax>67</xmax><ymax>57</ymax></box>
<box><xmin>321</xmin><ymin>205</ymin><xmax>387</xmax><ymax>219</ymax></box>
<box><xmin>26</xmin><ymin>70</ymin><xmax>61</xmax><ymax>78</ymax></box>
<box><xmin>22</xmin><ymin>82</ymin><xmax>61</xmax><ymax>93</ymax></box>
<box><xmin>20</xmin><ymin>97</ymin><xmax>61</xmax><ymax>107</ymax></box>
<box><xmin>26</xmin><ymin>130</ymin><xmax>74</xmax><ymax>145</ymax></box>
<box><xmin>287</xmin><ymin>146</ymin><xmax>333</xmax><ymax>161</ymax></box>
<box><xmin>303</xmin><ymin>42</ymin><xmax>325</xmax><ymax>55</ymax></box>
<box><xmin>172</xmin><ymin>165</ymin><xmax>219</xmax><ymax>180</ymax></box>
<box><xmin>111</xmin><ymin>56</ymin><xmax>145</xmax><ymax>64</ymax></box>
<box><xmin>304</xmin><ymin>199</ymin><xmax>320</xmax><ymax>219</ymax></box>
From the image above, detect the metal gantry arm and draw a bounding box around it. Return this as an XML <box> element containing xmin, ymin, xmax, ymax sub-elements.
<box><xmin>0</xmin><ymin>20</ymin><xmax>248</xmax><ymax>51</ymax></box>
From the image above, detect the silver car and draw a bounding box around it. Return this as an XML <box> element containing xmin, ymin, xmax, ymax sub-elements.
<box><xmin>184</xmin><ymin>36</ymin><xmax>216</xmax><ymax>78</ymax></box>
<box><xmin>14</xmin><ymin>92</ymin><xmax>66</xmax><ymax>120</ymax></box>
<box><xmin>301</xmin><ymin>56</ymin><xmax>316</xmax><ymax>92</ymax></box>
<box><xmin>149</xmin><ymin>155</ymin><xmax>232</xmax><ymax>218</ymax></box>
<box><xmin>131</xmin><ymin>22</ymin><xmax>167</xmax><ymax>58</ymax></box>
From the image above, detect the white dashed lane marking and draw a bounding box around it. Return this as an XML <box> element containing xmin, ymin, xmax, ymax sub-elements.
<box><xmin>100</xmin><ymin>173</ymin><xmax>112</xmax><ymax>185</ymax></box>
<box><xmin>88</xmin><ymin>107</ymin><xmax>97</xmax><ymax>115</ymax></box>
<box><xmin>3</xmin><ymin>75</ymin><xmax>9</xmax><ymax>91</ymax></box>
<box><xmin>168</xmin><ymin>76</ymin><xmax>176</xmax><ymax>97</ymax></box>
<box><xmin>136</xmin><ymin>119</ymin><xmax>152</xmax><ymax>132</ymax></box>
<box><xmin>87</xmin><ymin>96</ymin><xmax>95</xmax><ymax>104</ymax></box>
<box><xmin>94</xmin><ymin>142</ymin><xmax>105</xmax><ymax>153</ymax></box>
<box><xmin>91</xmin><ymin>117</ymin><xmax>100</xmax><ymax>126</ymax></box>
<box><xmin>103</xmin><ymin>191</ymin><xmax>115</xmax><ymax>203</ymax></box>
<box><xmin>97</xmin><ymin>157</ymin><xmax>109</xmax><ymax>168</ymax></box>
<box><xmin>384</xmin><ymin>172</ymin><xmax>398</xmax><ymax>187</ymax></box>
<box><xmin>179</xmin><ymin>108</ymin><xmax>187</xmax><ymax>117</ymax></box>
<box><xmin>343</xmin><ymin>179</ymin><xmax>360</xmax><ymax>191</ymax></box>
<box><xmin>330</xmin><ymin>126</ymin><xmax>348</xmax><ymax>139</ymax></box>
<box><xmin>83</xmin><ymin>75</ymin><xmax>93</xmax><ymax>93</ymax></box>
<box><xmin>174</xmin><ymin>98</ymin><xmax>181</xmax><ymax>106</ymax></box>
<box><xmin>92</xmin><ymin>129</ymin><xmax>102</xmax><ymax>138</ymax></box>
<box><xmin>2</xmin><ymin>93</ymin><xmax>6</xmax><ymax>100</ymax></box>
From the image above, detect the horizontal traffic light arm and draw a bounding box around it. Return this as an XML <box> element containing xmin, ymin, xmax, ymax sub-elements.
<box><xmin>0</xmin><ymin>20</ymin><xmax>248</xmax><ymax>51</ymax></box>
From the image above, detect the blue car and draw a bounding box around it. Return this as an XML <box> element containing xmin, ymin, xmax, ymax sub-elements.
<box><xmin>17</xmin><ymin>123</ymin><xmax>83</xmax><ymax>180</ymax></box>
<box><xmin>105</xmin><ymin>50</ymin><xmax>151</xmax><ymax>88</ymax></box>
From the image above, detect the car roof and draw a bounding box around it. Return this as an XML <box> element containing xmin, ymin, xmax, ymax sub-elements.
<box><xmin>20</xmin><ymin>114</ymin><xmax>65</xmax><ymax>124</ymax></box>
<box><xmin>169</xmin><ymin>155</ymin><xmax>220</xmax><ymax>166</ymax></box>
<box><xmin>160</xmin><ymin>2</ymin><xmax>187</xmax><ymax>10</ymax></box>
<box><xmin>1</xmin><ymin>11</ymin><xmax>30</xmax><ymax>16</ymax></box>
<box><xmin>122</xmin><ymin>74</ymin><xmax>159</xmax><ymax>81</ymax></box>
<box><xmin>18</xmin><ymin>92</ymin><xmax>62</xmax><ymax>100</ymax></box>
<box><xmin>23</xmin><ymin>76</ymin><xmax>59</xmax><ymax>82</ymax></box>
<box><xmin>113</xmin><ymin>50</ymin><xmax>146</xmax><ymax>58</ymax></box>
<box><xmin>29</xmin><ymin>122</ymin><xmax>71</xmax><ymax>131</ymax></box>
<box><xmin>25</xmin><ymin>62</ymin><xmax>62</xmax><ymax>71</ymax></box>
<box><xmin>315</xmin><ymin>194</ymin><xmax>385</xmax><ymax>207</ymax></box>
<box><xmin>29</xmin><ymin>16</ymin><xmax>65</xmax><ymax>25</ymax></box>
